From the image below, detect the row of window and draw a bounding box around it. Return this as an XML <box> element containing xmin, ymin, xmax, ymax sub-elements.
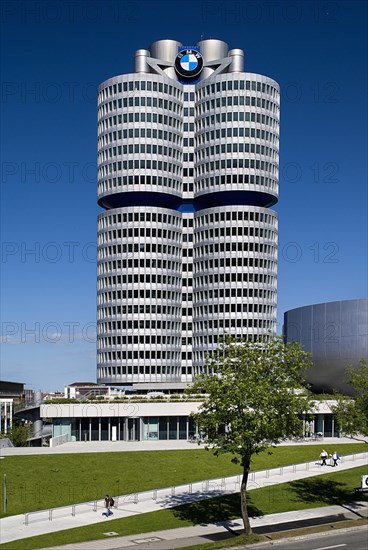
<box><xmin>98</xmin><ymin>319</ymin><xmax>274</xmax><ymax>354</ymax></box>
<box><xmin>195</xmin><ymin>242</ymin><xmax>276</xmax><ymax>256</ymax></box>
<box><xmin>97</xmin><ymin>208</ymin><xmax>275</xmax><ymax>232</ymax></box>
<box><xmin>98</xmin><ymin>248</ymin><xmax>181</xmax><ymax>262</ymax></box>
<box><xmin>195</xmin><ymin>209</ymin><xmax>276</xmax><ymax>225</ymax></box>
<box><xmin>98</xmin><ymin>261</ymin><xmax>182</xmax><ymax>276</ymax></box>
<box><xmin>98</xmin><ymin>336</ymin><xmax>180</xmax><ymax>346</ymax></box>
<box><xmin>96</xmin><ymin>290</ymin><xmax>275</xmax><ymax>315</ymax></box>
<box><xmin>194</xmin><ymin>317</ymin><xmax>274</xmax><ymax>330</ymax></box>
<box><xmin>196</xmin><ymin>158</ymin><xmax>278</xmax><ymax>176</ymax></box>
<box><xmin>98</xmin><ymin>118</ymin><xmax>181</xmax><ymax>144</ymax></box>
<box><xmin>97</xmin><ymin>269</ymin><xmax>277</xmax><ymax>283</ymax></box>
<box><xmin>195</xmin><ymin>288</ymin><xmax>275</xmax><ymax>300</ymax></box>
<box><xmin>197</xmin><ymin>111</ymin><xmax>279</xmax><ymax>131</ymax></box>
<box><xmin>197</xmin><ymin>127</ymin><xmax>278</xmax><ymax>145</ymax></box>
<box><xmin>195</xmin><ymin>226</ymin><xmax>277</xmax><ymax>240</ymax></box>
<box><xmin>97</xmin><ymin>278</ymin><xmax>276</xmax><ymax>305</ymax></box>
<box><xmin>195</xmin><ymin>303</ymin><xmax>274</xmax><ymax>315</ymax></box>
<box><xmin>196</xmin><ymin>273</ymin><xmax>276</xmax><ymax>285</ymax></box>
<box><xmin>99</xmin><ymin>77</ymin><xmax>278</xmax><ymax>103</ymax></box>
<box><xmin>100</xmin><ymin>157</ymin><xmax>278</xmax><ymax>175</ymax></box>
<box><xmin>97</xmin><ymin>322</ymin><xmax>180</xmax><ymax>335</ymax></box>
<box><xmin>97</xmin><ymin>364</ymin><xmax>181</xmax><ymax>376</ymax></box>
<box><xmin>97</xmin><ymin>303</ymin><xmax>275</xmax><ymax>326</ymax></box>
<box><xmin>197</xmin><ymin>95</ymin><xmax>278</xmax><ymax>114</ymax></box>
<box><xmin>99</xmin><ymin>320</ymin><xmax>180</xmax><ymax>333</ymax></box>
<box><xmin>98</xmin><ymin>96</ymin><xmax>182</xmax><ymax>117</ymax></box>
<box><xmin>195</xmin><ymin>258</ymin><xmax>276</xmax><ymax>271</ymax></box>
<box><xmin>98</xmin><ymin>289</ymin><xmax>181</xmax><ymax>303</ymax></box>
<box><xmin>99</xmin><ymin>211</ymin><xmax>180</xmax><ymax>228</ymax></box>
<box><xmin>99</xmin><ymin>110</ymin><xmax>278</xmax><ymax>133</ymax></box>
<box><xmin>98</xmin><ymin>209</ymin><xmax>277</xmax><ymax>232</ymax></box>
<box><xmin>98</xmin><ymin>126</ymin><xmax>278</xmax><ymax>150</ymax></box>
<box><xmin>99</xmin><ymin>159</ymin><xmax>181</xmax><ymax>178</ymax></box>
<box><xmin>196</xmin><ymin>174</ymin><xmax>278</xmax><ymax>192</ymax></box>
<box><xmin>98</xmin><ymin>350</ymin><xmax>181</xmax><ymax>361</ymax></box>
<box><xmin>98</xmin><ymin>173</ymin><xmax>278</xmax><ymax>195</ymax></box>
<box><xmin>100</xmin><ymin>138</ymin><xmax>278</xmax><ymax>161</ymax></box>
<box><xmin>198</xmin><ymin>142</ymin><xmax>277</xmax><ymax>160</ymax></box>
<box><xmin>197</xmin><ymin>79</ymin><xmax>279</xmax><ymax>98</ymax></box>
<box><xmin>99</xmin><ymin>144</ymin><xmax>181</xmax><ymax>163</ymax></box>
<box><xmin>98</xmin><ymin>269</ymin><xmax>182</xmax><ymax>287</ymax></box>
<box><xmin>98</xmin><ymin>98</ymin><xmax>278</xmax><ymax>127</ymax></box>
<box><xmin>97</xmin><ymin>306</ymin><xmax>192</xmax><ymax>321</ymax></box>
<box><xmin>99</xmin><ymin>79</ymin><xmax>181</xmax><ymax>101</ymax></box>
<box><xmin>98</xmin><ymin>230</ymin><xmax>181</xmax><ymax>245</ymax></box>
<box><xmin>99</xmin><ymin>111</ymin><xmax>181</xmax><ymax>132</ymax></box>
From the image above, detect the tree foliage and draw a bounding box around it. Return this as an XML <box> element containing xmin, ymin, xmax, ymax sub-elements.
<box><xmin>333</xmin><ymin>359</ymin><xmax>368</xmax><ymax>443</ymax></box>
<box><xmin>186</xmin><ymin>335</ymin><xmax>313</xmax><ymax>533</ymax></box>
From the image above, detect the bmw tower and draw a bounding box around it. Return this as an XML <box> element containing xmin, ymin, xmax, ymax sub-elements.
<box><xmin>97</xmin><ymin>39</ymin><xmax>280</xmax><ymax>390</ymax></box>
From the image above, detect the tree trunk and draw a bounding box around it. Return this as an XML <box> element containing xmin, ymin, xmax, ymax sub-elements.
<box><xmin>240</xmin><ymin>454</ymin><xmax>252</xmax><ymax>534</ymax></box>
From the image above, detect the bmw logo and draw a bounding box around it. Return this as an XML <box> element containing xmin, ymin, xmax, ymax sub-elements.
<box><xmin>175</xmin><ymin>48</ymin><xmax>203</xmax><ymax>80</ymax></box>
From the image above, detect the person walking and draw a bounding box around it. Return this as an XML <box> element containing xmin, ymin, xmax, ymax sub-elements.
<box><xmin>320</xmin><ymin>449</ymin><xmax>328</xmax><ymax>466</ymax></box>
<box><xmin>104</xmin><ymin>494</ymin><xmax>112</xmax><ymax>517</ymax></box>
<box><xmin>332</xmin><ymin>451</ymin><xmax>340</xmax><ymax>467</ymax></box>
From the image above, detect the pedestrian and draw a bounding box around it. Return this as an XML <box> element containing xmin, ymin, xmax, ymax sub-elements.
<box><xmin>320</xmin><ymin>449</ymin><xmax>328</xmax><ymax>466</ymax></box>
<box><xmin>104</xmin><ymin>494</ymin><xmax>112</xmax><ymax>517</ymax></box>
<box><xmin>332</xmin><ymin>451</ymin><xmax>340</xmax><ymax>467</ymax></box>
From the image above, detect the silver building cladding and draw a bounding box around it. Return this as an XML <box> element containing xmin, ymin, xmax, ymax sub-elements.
<box><xmin>284</xmin><ymin>298</ymin><xmax>368</xmax><ymax>395</ymax></box>
<box><xmin>97</xmin><ymin>39</ymin><xmax>280</xmax><ymax>389</ymax></box>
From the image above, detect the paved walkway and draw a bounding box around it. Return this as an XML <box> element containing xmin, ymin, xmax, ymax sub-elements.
<box><xmin>44</xmin><ymin>505</ymin><xmax>368</xmax><ymax>550</ymax></box>
<box><xmin>0</xmin><ymin>437</ymin><xmax>361</xmax><ymax>456</ymax></box>
<box><xmin>0</xmin><ymin>451</ymin><xmax>367</xmax><ymax>545</ymax></box>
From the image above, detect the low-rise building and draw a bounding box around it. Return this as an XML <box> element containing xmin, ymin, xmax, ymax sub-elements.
<box><xmin>41</xmin><ymin>398</ymin><xmax>340</xmax><ymax>443</ymax></box>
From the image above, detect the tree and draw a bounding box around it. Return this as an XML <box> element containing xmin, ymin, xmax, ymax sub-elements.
<box><xmin>333</xmin><ymin>359</ymin><xmax>368</xmax><ymax>443</ymax></box>
<box><xmin>186</xmin><ymin>335</ymin><xmax>313</xmax><ymax>534</ymax></box>
<box><xmin>1</xmin><ymin>419</ymin><xmax>31</xmax><ymax>447</ymax></box>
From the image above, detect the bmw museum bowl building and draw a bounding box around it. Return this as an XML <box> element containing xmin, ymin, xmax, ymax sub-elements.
<box><xmin>284</xmin><ymin>298</ymin><xmax>368</xmax><ymax>396</ymax></box>
<box><xmin>96</xmin><ymin>39</ymin><xmax>279</xmax><ymax>391</ymax></box>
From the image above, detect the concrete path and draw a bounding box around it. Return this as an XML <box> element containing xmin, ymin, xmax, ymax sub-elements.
<box><xmin>0</xmin><ymin>436</ymin><xmax>362</xmax><ymax>456</ymax></box>
<box><xmin>43</xmin><ymin>504</ymin><xmax>368</xmax><ymax>550</ymax></box>
<box><xmin>0</xmin><ymin>451</ymin><xmax>367</xmax><ymax>545</ymax></box>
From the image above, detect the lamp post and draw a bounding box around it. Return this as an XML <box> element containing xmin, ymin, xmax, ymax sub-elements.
<box><xmin>3</xmin><ymin>473</ymin><xmax>6</xmax><ymax>514</ymax></box>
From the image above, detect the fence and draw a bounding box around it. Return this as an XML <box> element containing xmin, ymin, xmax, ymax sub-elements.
<box><xmin>49</xmin><ymin>433</ymin><xmax>70</xmax><ymax>448</ymax></box>
<box><xmin>23</xmin><ymin>451</ymin><xmax>368</xmax><ymax>525</ymax></box>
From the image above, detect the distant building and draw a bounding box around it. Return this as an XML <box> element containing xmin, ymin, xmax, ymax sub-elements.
<box><xmin>65</xmin><ymin>382</ymin><xmax>109</xmax><ymax>399</ymax></box>
<box><xmin>0</xmin><ymin>380</ymin><xmax>25</xmax><ymax>403</ymax></box>
<box><xmin>284</xmin><ymin>298</ymin><xmax>368</xmax><ymax>395</ymax></box>
<box><xmin>43</xmin><ymin>392</ymin><xmax>64</xmax><ymax>401</ymax></box>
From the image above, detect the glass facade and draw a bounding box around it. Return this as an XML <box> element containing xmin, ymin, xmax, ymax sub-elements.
<box><xmin>52</xmin><ymin>413</ymin><xmax>339</xmax><ymax>442</ymax></box>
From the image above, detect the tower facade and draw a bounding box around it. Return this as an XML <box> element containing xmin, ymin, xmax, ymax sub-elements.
<box><xmin>97</xmin><ymin>39</ymin><xmax>279</xmax><ymax>389</ymax></box>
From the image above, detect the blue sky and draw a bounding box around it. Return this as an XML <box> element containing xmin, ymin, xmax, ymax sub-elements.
<box><xmin>1</xmin><ymin>0</ymin><xmax>367</xmax><ymax>391</ymax></box>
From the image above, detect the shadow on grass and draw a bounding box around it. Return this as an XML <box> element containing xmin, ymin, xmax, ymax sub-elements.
<box><xmin>289</xmin><ymin>478</ymin><xmax>354</xmax><ymax>506</ymax></box>
<box><xmin>170</xmin><ymin>493</ymin><xmax>264</xmax><ymax>526</ymax></box>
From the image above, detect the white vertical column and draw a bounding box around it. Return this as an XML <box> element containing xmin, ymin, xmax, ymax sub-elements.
<box><xmin>4</xmin><ymin>402</ymin><xmax>7</xmax><ymax>434</ymax></box>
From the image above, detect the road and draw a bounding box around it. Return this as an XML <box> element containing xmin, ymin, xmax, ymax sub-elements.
<box><xmin>250</xmin><ymin>528</ymin><xmax>368</xmax><ymax>550</ymax></box>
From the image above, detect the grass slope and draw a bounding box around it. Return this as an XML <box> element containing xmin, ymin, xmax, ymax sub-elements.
<box><xmin>1</xmin><ymin>464</ymin><xmax>367</xmax><ymax>550</ymax></box>
<box><xmin>0</xmin><ymin>443</ymin><xmax>366</xmax><ymax>517</ymax></box>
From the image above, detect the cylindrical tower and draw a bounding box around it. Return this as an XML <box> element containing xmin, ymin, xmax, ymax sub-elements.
<box><xmin>97</xmin><ymin>39</ymin><xmax>280</xmax><ymax>389</ymax></box>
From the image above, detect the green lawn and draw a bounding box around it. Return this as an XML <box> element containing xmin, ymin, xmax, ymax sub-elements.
<box><xmin>0</xmin><ymin>443</ymin><xmax>366</xmax><ymax>518</ymax></box>
<box><xmin>1</xmin><ymin>464</ymin><xmax>367</xmax><ymax>550</ymax></box>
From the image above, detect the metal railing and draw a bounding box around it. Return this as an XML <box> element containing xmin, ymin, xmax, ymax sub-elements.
<box><xmin>22</xmin><ymin>451</ymin><xmax>368</xmax><ymax>525</ymax></box>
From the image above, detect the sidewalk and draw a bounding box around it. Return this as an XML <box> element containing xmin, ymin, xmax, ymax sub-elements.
<box><xmin>0</xmin><ymin>452</ymin><xmax>367</xmax><ymax>545</ymax></box>
<box><xmin>43</xmin><ymin>503</ymin><xmax>368</xmax><ymax>550</ymax></box>
<box><xmin>0</xmin><ymin>437</ymin><xmax>361</xmax><ymax>456</ymax></box>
